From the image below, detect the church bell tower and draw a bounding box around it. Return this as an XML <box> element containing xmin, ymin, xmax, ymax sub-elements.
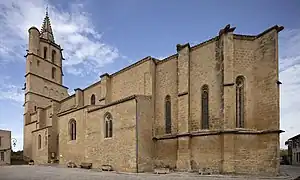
<box><xmin>24</xmin><ymin>10</ymin><xmax>68</xmax><ymax>113</ymax></box>
<box><xmin>23</xmin><ymin>10</ymin><xmax>68</xmax><ymax>159</ymax></box>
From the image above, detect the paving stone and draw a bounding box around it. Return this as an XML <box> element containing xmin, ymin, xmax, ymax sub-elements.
<box><xmin>0</xmin><ymin>165</ymin><xmax>296</xmax><ymax>180</ymax></box>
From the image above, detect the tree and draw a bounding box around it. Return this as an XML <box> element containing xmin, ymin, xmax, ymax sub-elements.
<box><xmin>280</xmin><ymin>149</ymin><xmax>288</xmax><ymax>156</ymax></box>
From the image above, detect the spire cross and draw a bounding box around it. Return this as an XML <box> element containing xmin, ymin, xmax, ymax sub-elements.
<box><xmin>45</xmin><ymin>1</ymin><xmax>49</xmax><ymax>17</ymax></box>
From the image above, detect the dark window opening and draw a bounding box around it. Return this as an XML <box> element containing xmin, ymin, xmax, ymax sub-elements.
<box><xmin>201</xmin><ymin>85</ymin><xmax>209</xmax><ymax>129</ymax></box>
<box><xmin>51</xmin><ymin>50</ymin><xmax>56</xmax><ymax>63</ymax></box>
<box><xmin>90</xmin><ymin>94</ymin><xmax>96</xmax><ymax>105</ymax></box>
<box><xmin>104</xmin><ymin>113</ymin><xmax>113</xmax><ymax>138</ymax></box>
<box><xmin>165</xmin><ymin>95</ymin><xmax>171</xmax><ymax>134</ymax></box>
<box><xmin>52</xmin><ymin>67</ymin><xmax>56</xmax><ymax>79</ymax></box>
<box><xmin>236</xmin><ymin>76</ymin><xmax>245</xmax><ymax>128</ymax></box>
<box><xmin>38</xmin><ymin>135</ymin><xmax>41</xmax><ymax>149</ymax></box>
<box><xmin>69</xmin><ymin>119</ymin><xmax>76</xmax><ymax>140</ymax></box>
<box><xmin>44</xmin><ymin>47</ymin><xmax>47</xmax><ymax>59</ymax></box>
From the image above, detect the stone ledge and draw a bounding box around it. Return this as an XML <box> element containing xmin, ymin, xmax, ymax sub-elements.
<box><xmin>31</xmin><ymin>125</ymin><xmax>52</xmax><ymax>133</ymax></box>
<box><xmin>153</xmin><ymin>129</ymin><xmax>284</xmax><ymax>140</ymax></box>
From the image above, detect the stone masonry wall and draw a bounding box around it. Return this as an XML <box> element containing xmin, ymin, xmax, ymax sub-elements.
<box><xmin>32</xmin><ymin>128</ymin><xmax>50</xmax><ymax>164</ymax></box>
<box><xmin>0</xmin><ymin>130</ymin><xmax>11</xmax><ymax>165</ymax></box>
<box><xmin>189</xmin><ymin>40</ymin><xmax>222</xmax><ymax>131</ymax></box>
<box><xmin>154</xmin><ymin>139</ymin><xmax>177</xmax><ymax>170</ymax></box>
<box><xmin>59</xmin><ymin>95</ymin><xmax>75</xmax><ymax>112</ymax></box>
<box><xmin>26</xmin><ymin>74</ymin><xmax>67</xmax><ymax>101</ymax></box>
<box><xmin>58</xmin><ymin>98</ymin><xmax>138</xmax><ymax>172</ymax></box>
<box><xmin>136</xmin><ymin>96</ymin><xmax>153</xmax><ymax>172</ymax></box>
<box><xmin>25</xmin><ymin>93</ymin><xmax>52</xmax><ymax>111</ymax></box>
<box><xmin>85</xmin><ymin>98</ymin><xmax>137</xmax><ymax>172</ymax></box>
<box><xmin>58</xmin><ymin>108</ymin><xmax>85</xmax><ymax>166</ymax></box>
<box><xmin>155</xmin><ymin>56</ymin><xmax>178</xmax><ymax>135</ymax></box>
<box><xmin>23</xmin><ymin>123</ymin><xmax>36</xmax><ymax>159</ymax></box>
<box><xmin>233</xmin><ymin>37</ymin><xmax>256</xmax><ymax>129</ymax></box>
<box><xmin>83</xmin><ymin>82</ymin><xmax>101</xmax><ymax>106</ymax></box>
<box><xmin>234</xmin><ymin>133</ymin><xmax>279</xmax><ymax>175</ymax></box>
<box><xmin>253</xmin><ymin>30</ymin><xmax>280</xmax><ymax>130</ymax></box>
<box><xmin>191</xmin><ymin>135</ymin><xmax>221</xmax><ymax>172</ymax></box>
<box><xmin>39</xmin><ymin>41</ymin><xmax>63</xmax><ymax>67</ymax></box>
<box><xmin>110</xmin><ymin>60</ymin><xmax>152</xmax><ymax>102</ymax></box>
<box><xmin>39</xmin><ymin>41</ymin><xmax>63</xmax><ymax>84</ymax></box>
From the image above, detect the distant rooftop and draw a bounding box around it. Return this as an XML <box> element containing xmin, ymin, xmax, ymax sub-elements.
<box><xmin>285</xmin><ymin>133</ymin><xmax>300</xmax><ymax>145</ymax></box>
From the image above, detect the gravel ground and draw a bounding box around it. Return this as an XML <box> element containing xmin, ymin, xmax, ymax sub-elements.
<box><xmin>0</xmin><ymin>165</ymin><xmax>297</xmax><ymax>180</ymax></box>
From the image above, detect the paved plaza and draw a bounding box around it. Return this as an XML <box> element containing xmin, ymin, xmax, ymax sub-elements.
<box><xmin>0</xmin><ymin>165</ymin><xmax>299</xmax><ymax>180</ymax></box>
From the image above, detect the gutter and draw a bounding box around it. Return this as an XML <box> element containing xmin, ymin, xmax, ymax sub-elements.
<box><xmin>135</xmin><ymin>98</ymin><xmax>139</xmax><ymax>173</ymax></box>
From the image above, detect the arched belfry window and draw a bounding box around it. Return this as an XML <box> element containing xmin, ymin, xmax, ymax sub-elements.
<box><xmin>69</xmin><ymin>119</ymin><xmax>76</xmax><ymax>140</ymax></box>
<box><xmin>165</xmin><ymin>95</ymin><xmax>171</xmax><ymax>134</ymax></box>
<box><xmin>201</xmin><ymin>84</ymin><xmax>209</xmax><ymax>129</ymax></box>
<box><xmin>90</xmin><ymin>94</ymin><xmax>96</xmax><ymax>105</ymax></box>
<box><xmin>44</xmin><ymin>47</ymin><xmax>47</xmax><ymax>59</ymax></box>
<box><xmin>104</xmin><ymin>113</ymin><xmax>113</xmax><ymax>138</ymax></box>
<box><xmin>38</xmin><ymin>134</ymin><xmax>41</xmax><ymax>149</ymax></box>
<box><xmin>52</xmin><ymin>67</ymin><xmax>56</xmax><ymax>79</ymax></box>
<box><xmin>236</xmin><ymin>76</ymin><xmax>245</xmax><ymax>128</ymax></box>
<box><xmin>52</xmin><ymin>50</ymin><xmax>56</xmax><ymax>63</ymax></box>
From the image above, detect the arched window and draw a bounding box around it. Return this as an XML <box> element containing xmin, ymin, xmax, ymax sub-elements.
<box><xmin>201</xmin><ymin>85</ymin><xmax>209</xmax><ymax>129</ymax></box>
<box><xmin>44</xmin><ymin>131</ymin><xmax>47</xmax><ymax>146</ymax></box>
<box><xmin>165</xmin><ymin>95</ymin><xmax>171</xmax><ymax>134</ymax></box>
<box><xmin>51</xmin><ymin>50</ymin><xmax>56</xmax><ymax>63</ymax></box>
<box><xmin>90</xmin><ymin>94</ymin><xmax>96</xmax><ymax>105</ymax></box>
<box><xmin>69</xmin><ymin>119</ymin><xmax>76</xmax><ymax>140</ymax></box>
<box><xmin>52</xmin><ymin>67</ymin><xmax>56</xmax><ymax>79</ymax></box>
<box><xmin>44</xmin><ymin>47</ymin><xmax>47</xmax><ymax>59</ymax></box>
<box><xmin>38</xmin><ymin>134</ymin><xmax>41</xmax><ymax>149</ymax></box>
<box><xmin>104</xmin><ymin>113</ymin><xmax>113</xmax><ymax>138</ymax></box>
<box><xmin>236</xmin><ymin>76</ymin><xmax>245</xmax><ymax>128</ymax></box>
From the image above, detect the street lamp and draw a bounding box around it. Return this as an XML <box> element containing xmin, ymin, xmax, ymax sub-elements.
<box><xmin>11</xmin><ymin>138</ymin><xmax>17</xmax><ymax>148</ymax></box>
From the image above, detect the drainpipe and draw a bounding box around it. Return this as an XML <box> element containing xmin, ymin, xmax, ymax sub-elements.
<box><xmin>135</xmin><ymin>98</ymin><xmax>139</xmax><ymax>173</ymax></box>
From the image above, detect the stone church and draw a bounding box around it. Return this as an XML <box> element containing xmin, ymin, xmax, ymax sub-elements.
<box><xmin>23</xmin><ymin>12</ymin><xmax>284</xmax><ymax>175</ymax></box>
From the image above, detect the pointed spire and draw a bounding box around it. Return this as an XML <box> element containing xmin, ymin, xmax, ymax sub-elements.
<box><xmin>40</xmin><ymin>5</ymin><xmax>55</xmax><ymax>42</ymax></box>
